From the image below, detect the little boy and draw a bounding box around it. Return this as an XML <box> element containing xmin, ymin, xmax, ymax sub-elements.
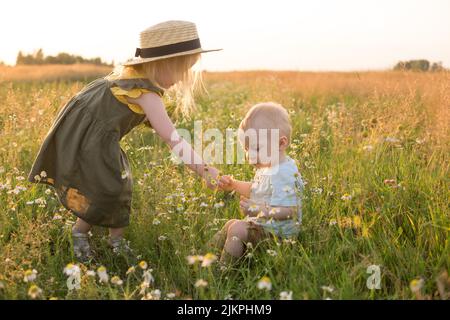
<box><xmin>216</xmin><ymin>102</ymin><xmax>304</xmax><ymax>263</ymax></box>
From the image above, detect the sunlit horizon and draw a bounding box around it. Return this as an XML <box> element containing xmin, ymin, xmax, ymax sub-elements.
<box><xmin>1</xmin><ymin>0</ymin><xmax>449</xmax><ymax>71</ymax></box>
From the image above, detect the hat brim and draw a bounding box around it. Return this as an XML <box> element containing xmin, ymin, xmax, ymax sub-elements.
<box><xmin>122</xmin><ymin>48</ymin><xmax>222</xmax><ymax>66</ymax></box>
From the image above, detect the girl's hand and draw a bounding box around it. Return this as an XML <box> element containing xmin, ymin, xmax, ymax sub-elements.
<box><xmin>203</xmin><ymin>166</ymin><xmax>220</xmax><ymax>190</ymax></box>
<box><xmin>218</xmin><ymin>175</ymin><xmax>235</xmax><ymax>192</ymax></box>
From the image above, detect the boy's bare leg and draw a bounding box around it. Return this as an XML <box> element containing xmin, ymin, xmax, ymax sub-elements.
<box><xmin>208</xmin><ymin>219</ymin><xmax>238</xmax><ymax>252</ymax></box>
<box><xmin>220</xmin><ymin>220</ymin><xmax>250</xmax><ymax>263</ymax></box>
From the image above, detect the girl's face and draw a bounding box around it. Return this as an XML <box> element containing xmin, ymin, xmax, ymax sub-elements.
<box><xmin>156</xmin><ymin>55</ymin><xmax>199</xmax><ymax>89</ymax></box>
<box><xmin>156</xmin><ymin>71</ymin><xmax>177</xmax><ymax>89</ymax></box>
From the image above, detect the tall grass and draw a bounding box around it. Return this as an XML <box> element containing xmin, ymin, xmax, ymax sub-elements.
<box><xmin>0</xmin><ymin>69</ymin><xmax>448</xmax><ymax>299</ymax></box>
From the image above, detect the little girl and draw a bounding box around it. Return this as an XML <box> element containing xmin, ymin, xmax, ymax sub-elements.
<box><xmin>27</xmin><ymin>20</ymin><xmax>221</xmax><ymax>261</ymax></box>
<box><xmin>215</xmin><ymin>102</ymin><xmax>304</xmax><ymax>264</ymax></box>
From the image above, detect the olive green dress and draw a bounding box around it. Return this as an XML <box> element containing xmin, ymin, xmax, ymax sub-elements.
<box><xmin>27</xmin><ymin>77</ymin><xmax>164</xmax><ymax>228</ymax></box>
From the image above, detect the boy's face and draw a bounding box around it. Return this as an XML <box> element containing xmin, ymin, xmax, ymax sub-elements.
<box><xmin>242</xmin><ymin>128</ymin><xmax>288</xmax><ymax>168</ymax></box>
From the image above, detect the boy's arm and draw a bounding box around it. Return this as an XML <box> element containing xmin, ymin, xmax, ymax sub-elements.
<box><xmin>240</xmin><ymin>197</ymin><xmax>296</xmax><ymax>220</ymax></box>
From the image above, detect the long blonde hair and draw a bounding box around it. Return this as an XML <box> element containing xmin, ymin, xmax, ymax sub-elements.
<box><xmin>132</xmin><ymin>53</ymin><xmax>204</xmax><ymax>117</ymax></box>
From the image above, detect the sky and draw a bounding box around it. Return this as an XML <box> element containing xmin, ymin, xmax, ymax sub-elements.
<box><xmin>1</xmin><ymin>0</ymin><xmax>449</xmax><ymax>71</ymax></box>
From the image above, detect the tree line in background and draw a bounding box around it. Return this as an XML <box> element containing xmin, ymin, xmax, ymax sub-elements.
<box><xmin>393</xmin><ymin>59</ymin><xmax>446</xmax><ymax>72</ymax></box>
<box><xmin>15</xmin><ymin>49</ymin><xmax>113</xmax><ymax>66</ymax></box>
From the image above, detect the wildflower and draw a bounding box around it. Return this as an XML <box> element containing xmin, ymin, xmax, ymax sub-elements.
<box><xmin>153</xmin><ymin>218</ymin><xmax>161</xmax><ymax>225</ymax></box>
<box><xmin>321</xmin><ymin>285</ymin><xmax>334</xmax><ymax>293</ymax></box>
<box><xmin>40</xmin><ymin>171</ymin><xmax>47</xmax><ymax>178</ymax></box>
<box><xmin>385</xmin><ymin>137</ymin><xmax>400</xmax><ymax>143</ymax></box>
<box><xmin>23</xmin><ymin>269</ymin><xmax>38</xmax><ymax>283</ymax></box>
<box><xmin>97</xmin><ymin>266</ymin><xmax>109</xmax><ymax>283</ymax></box>
<box><xmin>311</xmin><ymin>187</ymin><xmax>323</xmax><ymax>195</ymax></box>
<box><xmin>34</xmin><ymin>175</ymin><xmax>41</xmax><ymax>182</ymax></box>
<box><xmin>86</xmin><ymin>270</ymin><xmax>96</xmax><ymax>277</ymax></box>
<box><xmin>201</xmin><ymin>253</ymin><xmax>217</xmax><ymax>267</ymax></box>
<box><xmin>267</xmin><ymin>249</ymin><xmax>278</xmax><ymax>257</ymax></box>
<box><xmin>409</xmin><ymin>278</ymin><xmax>424</xmax><ymax>294</ymax></box>
<box><xmin>142</xmin><ymin>269</ymin><xmax>154</xmax><ymax>285</ymax></box>
<box><xmin>329</xmin><ymin>219</ymin><xmax>338</xmax><ymax>226</ymax></box>
<box><xmin>111</xmin><ymin>276</ymin><xmax>123</xmax><ymax>286</ymax></box>
<box><xmin>214</xmin><ymin>201</ymin><xmax>224</xmax><ymax>209</ymax></box>
<box><xmin>166</xmin><ymin>292</ymin><xmax>176</xmax><ymax>299</ymax></box>
<box><xmin>200</xmin><ymin>202</ymin><xmax>208</xmax><ymax>207</ymax></box>
<box><xmin>158</xmin><ymin>235</ymin><xmax>167</xmax><ymax>241</ymax></box>
<box><xmin>362</xmin><ymin>145</ymin><xmax>374</xmax><ymax>152</ymax></box>
<box><xmin>63</xmin><ymin>263</ymin><xmax>80</xmax><ymax>276</ymax></box>
<box><xmin>45</xmin><ymin>189</ymin><xmax>52</xmax><ymax>195</ymax></box>
<box><xmin>121</xmin><ymin>170</ymin><xmax>128</xmax><ymax>179</ymax></box>
<box><xmin>279</xmin><ymin>291</ymin><xmax>293</xmax><ymax>300</ymax></box>
<box><xmin>269</xmin><ymin>208</ymin><xmax>280</xmax><ymax>216</ymax></box>
<box><xmin>353</xmin><ymin>216</ymin><xmax>362</xmax><ymax>228</ymax></box>
<box><xmin>248</xmin><ymin>204</ymin><xmax>259</xmax><ymax>213</ymax></box>
<box><xmin>139</xmin><ymin>261</ymin><xmax>148</xmax><ymax>270</ymax></box>
<box><xmin>28</xmin><ymin>284</ymin><xmax>43</xmax><ymax>299</ymax></box>
<box><xmin>257</xmin><ymin>276</ymin><xmax>272</xmax><ymax>291</ymax></box>
<box><xmin>341</xmin><ymin>194</ymin><xmax>352</xmax><ymax>201</ymax></box>
<box><xmin>195</xmin><ymin>279</ymin><xmax>208</xmax><ymax>288</ymax></box>
<box><xmin>126</xmin><ymin>266</ymin><xmax>136</xmax><ymax>275</ymax></box>
<box><xmin>186</xmin><ymin>255</ymin><xmax>203</xmax><ymax>265</ymax></box>
<box><xmin>143</xmin><ymin>289</ymin><xmax>161</xmax><ymax>300</ymax></box>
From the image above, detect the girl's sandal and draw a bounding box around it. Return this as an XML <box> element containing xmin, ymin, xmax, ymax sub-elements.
<box><xmin>109</xmin><ymin>237</ymin><xmax>135</xmax><ymax>259</ymax></box>
<box><xmin>72</xmin><ymin>230</ymin><xmax>93</xmax><ymax>263</ymax></box>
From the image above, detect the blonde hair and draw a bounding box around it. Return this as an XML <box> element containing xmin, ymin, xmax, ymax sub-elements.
<box><xmin>131</xmin><ymin>53</ymin><xmax>204</xmax><ymax>116</ymax></box>
<box><xmin>239</xmin><ymin>102</ymin><xmax>292</xmax><ymax>142</ymax></box>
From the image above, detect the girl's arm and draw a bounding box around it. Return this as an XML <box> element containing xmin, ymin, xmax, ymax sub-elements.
<box><xmin>127</xmin><ymin>92</ymin><xmax>219</xmax><ymax>188</ymax></box>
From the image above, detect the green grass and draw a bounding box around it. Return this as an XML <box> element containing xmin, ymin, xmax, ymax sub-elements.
<box><xmin>0</xmin><ymin>72</ymin><xmax>448</xmax><ymax>300</ymax></box>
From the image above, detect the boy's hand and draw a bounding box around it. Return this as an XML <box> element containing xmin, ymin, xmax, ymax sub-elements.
<box><xmin>218</xmin><ymin>175</ymin><xmax>235</xmax><ymax>192</ymax></box>
<box><xmin>239</xmin><ymin>196</ymin><xmax>261</xmax><ymax>217</ymax></box>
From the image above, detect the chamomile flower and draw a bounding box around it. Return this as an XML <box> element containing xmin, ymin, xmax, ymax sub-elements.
<box><xmin>341</xmin><ymin>194</ymin><xmax>352</xmax><ymax>201</ymax></box>
<box><xmin>257</xmin><ymin>276</ymin><xmax>272</xmax><ymax>291</ymax></box>
<box><xmin>409</xmin><ymin>278</ymin><xmax>424</xmax><ymax>293</ymax></box>
<box><xmin>279</xmin><ymin>291</ymin><xmax>293</xmax><ymax>300</ymax></box>
<box><xmin>111</xmin><ymin>276</ymin><xmax>123</xmax><ymax>286</ymax></box>
<box><xmin>138</xmin><ymin>261</ymin><xmax>148</xmax><ymax>270</ymax></box>
<box><xmin>186</xmin><ymin>255</ymin><xmax>203</xmax><ymax>265</ymax></box>
<box><xmin>27</xmin><ymin>284</ymin><xmax>42</xmax><ymax>299</ymax></box>
<box><xmin>248</xmin><ymin>204</ymin><xmax>260</xmax><ymax>213</ymax></box>
<box><xmin>23</xmin><ymin>269</ymin><xmax>38</xmax><ymax>283</ymax></box>
<box><xmin>97</xmin><ymin>266</ymin><xmax>109</xmax><ymax>283</ymax></box>
<box><xmin>201</xmin><ymin>253</ymin><xmax>217</xmax><ymax>267</ymax></box>
<box><xmin>195</xmin><ymin>279</ymin><xmax>208</xmax><ymax>288</ymax></box>
<box><xmin>63</xmin><ymin>263</ymin><xmax>80</xmax><ymax>276</ymax></box>
<box><xmin>214</xmin><ymin>201</ymin><xmax>224</xmax><ymax>209</ymax></box>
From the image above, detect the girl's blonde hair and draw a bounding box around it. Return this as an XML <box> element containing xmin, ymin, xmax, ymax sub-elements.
<box><xmin>132</xmin><ymin>53</ymin><xmax>204</xmax><ymax>117</ymax></box>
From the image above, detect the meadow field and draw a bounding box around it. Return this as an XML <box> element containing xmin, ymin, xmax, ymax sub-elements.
<box><xmin>0</xmin><ymin>65</ymin><xmax>448</xmax><ymax>299</ymax></box>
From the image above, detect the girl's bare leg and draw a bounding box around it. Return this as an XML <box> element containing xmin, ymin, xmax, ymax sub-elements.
<box><xmin>109</xmin><ymin>227</ymin><xmax>124</xmax><ymax>240</ymax></box>
<box><xmin>73</xmin><ymin>218</ymin><xmax>92</xmax><ymax>233</ymax></box>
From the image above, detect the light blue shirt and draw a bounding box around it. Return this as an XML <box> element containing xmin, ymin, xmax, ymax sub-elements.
<box><xmin>246</xmin><ymin>156</ymin><xmax>304</xmax><ymax>238</ymax></box>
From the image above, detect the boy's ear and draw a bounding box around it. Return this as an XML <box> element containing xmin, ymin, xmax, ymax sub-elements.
<box><xmin>279</xmin><ymin>136</ymin><xmax>289</xmax><ymax>149</ymax></box>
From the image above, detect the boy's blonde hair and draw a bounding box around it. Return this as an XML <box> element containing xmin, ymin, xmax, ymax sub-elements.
<box><xmin>239</xmin><ymin>102</ymin><xmax>292</xmax><ymax>142</ymax></box>
<box><xmin>129</xmin><ymin>53</ymin><xmax>203</xmax><ymax>116</ymax></box>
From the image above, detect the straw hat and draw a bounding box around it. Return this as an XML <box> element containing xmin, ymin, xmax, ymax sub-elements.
<box><xmin>123</xmin><ymin>20</ymin><xmax>222</xmax><ymax>66</ymax></box>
